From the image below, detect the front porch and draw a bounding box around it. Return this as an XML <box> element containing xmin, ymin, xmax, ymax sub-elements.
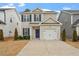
<box><xmin>30</xmin><ymin>23</ymin><xmax>40</xmax><ymax>40</ymax></box>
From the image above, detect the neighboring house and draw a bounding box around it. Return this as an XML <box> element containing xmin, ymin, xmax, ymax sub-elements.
<box><xmin>20</xmin><ymin>8</ymin><xmax>62</xmax><ymax>40</ymax></box>
<box><xmin>0</xmin><ymin>7</ymin><xmax>21</xmax><ymax>38</ymax></box>
<box><xmin>58</xmin><ymin>10</ymin><xmax>79</xmax><ymax>39</ymax></box>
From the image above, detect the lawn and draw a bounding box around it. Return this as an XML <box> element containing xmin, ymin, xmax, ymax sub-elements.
<box><xmin>0</xmin><ymin>38</ymin><xmax>29</xmax><ymax>56</ymax></box>
<box><xmin>66</xmin><ymin>39</ymin><xmax>79</xmax><ymax>49</ymax></box>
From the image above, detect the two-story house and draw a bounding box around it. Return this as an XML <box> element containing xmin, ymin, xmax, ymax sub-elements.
<box><xmin>58</xmin><ymin>10</ymin><xmax>79</xmax><ymax>39</ymax></box>
<box><xmin>0</xmin><ymin>7</ymin><xmax>21</xmax><ymax>38</ymax></box>
<box><xmin>20</xmin><ymin>8</ymin><xmax>62</xmax><ymax>40</ymax></box>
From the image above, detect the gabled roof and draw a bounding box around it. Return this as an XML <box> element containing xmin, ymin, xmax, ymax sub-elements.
<box><xmin>32</xmin><ymin>8</ymin><xmax>43</xmax><ymax>12</ymax></box>
<box><xmin>32</xmin><ymin>8</ymin><xmax>53</xmax><ymax>12</ymax></box>
<box><xmin>73</xmin><ymin>19</ymin><xmax>79</xmax><ymax>26</ymax></box>
<box><xmin>40</xmin><ymin>18</ymin><xmax>62</xmax><ymax>25</ymax></box>
<box><xmin>32</xmin><ymin>8</ymin><xmax>57</xmax><ymax>13</ymax></box>
<box><xmin>62</xmin><ymin>10</ymin><xmax>79</xmax><ymax>14</ymax></box>
<box><xmin>0</xmin><ymin>7</ymin><xmax>15</xmax><ymax>10</ymax></box>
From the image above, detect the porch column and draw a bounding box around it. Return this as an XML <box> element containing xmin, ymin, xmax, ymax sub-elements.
<box><xmin>30</xmin><ymin>27</ymin><xmax>32</xmax><ymax>40</ymax></box>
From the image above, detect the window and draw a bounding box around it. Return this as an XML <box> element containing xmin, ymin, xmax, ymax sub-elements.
<box><xmin>10</xmin><ymin>18</ymin><xmax>12</xmax><ymax>23</ymax></box>
<box><xmin>23</xmin><ymin>15</ymin><xmax>26</xmax><ymax>22</ymax></box>
<box><xmin>34</xmin><ymin>14</ymin><xmax>41</xmax><ymax>22</ymax></box>
<box><xmin>17</xmin><ymin>22</ymin><xmax>18</xmax><ymax>26</ymax></box>
<box><xmin>23</xmin><ymin>28</ymin><xmax>30</xmax><ymax>36</ymax></box>
<box><xmin>27</xmin><ymin>14</ymin><xmax>31</xmax><ymax>22</ymax></box>
<box><xmin>21</xmin><ymin>14</ymin><xmax>31</xmax><ymax>22</ymax></box>
<box><xmin>9</xmin><ymin>31</ymin><xmax>12</xmax><ymax>35</ymax></box>
<box><xmin>21</xmin><ymin>15</ymin><xmax>26</xmax><ymax>22</ymax></box>
<box><xmin>9</xmin><ymin>31</ymin><xmax>12</xmax><ymax>33</ymax></box>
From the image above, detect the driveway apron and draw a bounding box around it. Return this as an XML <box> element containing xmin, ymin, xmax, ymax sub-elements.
<box><xmin>17</xmin><ymin>40</ymin><xmax>79</xmax><ymax>56</ymax></box>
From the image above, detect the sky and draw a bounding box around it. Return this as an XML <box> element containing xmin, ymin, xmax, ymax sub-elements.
<box><xmin>0</xmin><ymin>3</ymin><xmax>79</xmax><ymax>12</ymax></box>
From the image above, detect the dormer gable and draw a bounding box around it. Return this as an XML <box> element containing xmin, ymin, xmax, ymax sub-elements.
<box><xmin>40</xmin><ymin>18</ymin><xmax>62</xmax><ymax>25</ymax></box>
<box><xmin>32</xmin><ymin>8</ymin><xmax>43</xmax><ymax>12</ymax></box>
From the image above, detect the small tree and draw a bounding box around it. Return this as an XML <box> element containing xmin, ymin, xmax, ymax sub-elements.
<box><xmin>14</xmin><ymin>28</ymin><xmax>18</xmax><ymax>40</ymax></box>
<box><xmin>24</xmin><ymin>9</ymin><xmax>30</xmax><ymax>12</ymax></box>
<box><xmin>72</xmin><ymin>30</ymin><xmax>77</xmax><ymax>42</ymax></box>
<box><xmin>0</xmin><ymin>29</ymin><xmax>4</xmax><ymax>41</ymax></box>
<box><xmin>61</xmin><ymin>29</ymin><xmax>66</xmax><ymax>41</ymax></box>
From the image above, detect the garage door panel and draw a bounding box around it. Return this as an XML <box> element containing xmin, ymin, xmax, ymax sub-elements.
<box><xmin>43</xmin><ymin>30</ymin><xmax>57</xmax><ymax>40</ymax></box>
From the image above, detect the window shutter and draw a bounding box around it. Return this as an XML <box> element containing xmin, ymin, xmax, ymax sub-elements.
<box><xmin>21</xmin><ymin>15</ymin><xmax>23</xmax><ymax>22</ymax></box>
<box><xmin>39</xmin><ymin>14</ymin><xmax>41</xmax><ymax>21</ymax></box>
<box><xmin>30</xmin><ymin>14</ymin><xmax>31</xmax><ymax>22</ymax></box>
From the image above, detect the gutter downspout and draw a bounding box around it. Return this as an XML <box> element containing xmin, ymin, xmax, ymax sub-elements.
<box><xmin>4</xmin><ymin>10</ymin><xmax>6</xmax><ymax>23</ymax></box>
<box><xmin>71</xmin><ymin>14</ymin><xmax>73</xmax><ymax>24</ymax></box>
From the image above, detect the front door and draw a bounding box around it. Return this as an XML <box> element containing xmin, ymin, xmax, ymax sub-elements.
<box><xmin>35</xmin><ymin>29</ymin><xmax>40</xmax><ymax>38</ymax></box>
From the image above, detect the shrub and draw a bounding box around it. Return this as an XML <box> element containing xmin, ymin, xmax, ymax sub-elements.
<box><xmin>17</xmin><ymin>36</ymin><xmax>23</xmax><ymax>40</ymax></box>
<box><xmin>72</xmin><ymin>30</ymin><xmax>77</xmax><ymax>42</ymax></box>
<box><xmin>14</xmin><ymin>28</ymin><xmax>18</xmax><ymax>40</ymax></box>
<box><xmin>26</xmin><ymin>36</ymin><xmax>30</xmax><ymax>40</ymax></box>
<box><xmin>23</xmin><ymin>36</ymin><xmax>27</xmax><ymax>39</ymax></box>
<box><xmin>23</xmin><ymin>36</ymin><xmax>30</xmax><ymax>40</ymax></box>
<box><xmin>17</xmin><ymin>36</ymin><xmax>30</xmax><ymax>40</ymax></box>
<box><xmin>0</xmin><ymin>29</ymin><xmax>4</xmax><ymax>41</ymax></box>
<box><xmin>61</xmin><ymin>29</ymin><xmax>66</xmax><ymax>41</ymax></box>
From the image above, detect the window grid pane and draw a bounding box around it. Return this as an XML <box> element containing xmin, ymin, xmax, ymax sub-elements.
<box><xmin>23</xmin><ymin>15</ymin><xmax>26</xmax><ymax>22</ymax></box>
<box><xmin>34</xmin><ymin>14</ymin><xmax>41</xmax><ymax>22</ymax></box>
<box><xmin>23</xmin><ymin>28</ymin><xmax>30</xmax><ymax>36</ymax></box>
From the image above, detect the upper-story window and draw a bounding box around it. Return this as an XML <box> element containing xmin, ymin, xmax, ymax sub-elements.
<box><xmin>21</xmin><ymin>14</ymin><xmax>31</xmax><ymax>22</ymax></box>
<box><xmin>27</xmin><ymin>14</ymin><xmax>31</xmax><ymax>22</ymax></box>
<box><xmin>10</xmin><ymin>18</ymin><xmax>12</xmax><ymax>23</ymax></box>
<box><xmin>23</xmin><ymin>15</ymin><xmax>26</xmax><ymax>22</ymax></box>
<box><xmin>34</xmin><ymin>14</ymin><xmax>41</xmax><ymax>22</ymax></box>
<box><xmin>17</xmin><ymin>22</ymin><xmax>18</xmax><ymax>26</ymax></box>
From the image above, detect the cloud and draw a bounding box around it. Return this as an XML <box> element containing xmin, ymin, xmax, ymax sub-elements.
<box><xmin>41</xmin><ymin>9</ymin><xmax>52</xmax><ymax>11</ymax></box>
<box><xmin>0</xmin><ymin>3</ymin><xmax>16</xmax><ymax>8</ymax></box>
<box><xmin>55</xmin><ymin>10</ymin><xmax>60</xmax><ymax>13</ymax></box>
<box><xmin>62</xmin><ymin>7</ymin><xmax>72</xmax><ymax>10</ymax></box>
<box><xmin>0</xmin><ymin>5</ymin><xmax>15</xmax><ymax>8</ymax></box>
<box><xmin>18</xmin><ymin>3</ymin><xmax>25</xmax><ymax>7</ymax></box>
<box><xmin>8</xmin><ymin>3</ymin><xmax>14</xmax><ymax>6</ymax></box>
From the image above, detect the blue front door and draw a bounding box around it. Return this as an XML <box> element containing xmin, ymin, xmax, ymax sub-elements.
<box><xmin>35</xmin><ymin>29</ymin><xmax>40</xmax><ymax>38</ymax></box>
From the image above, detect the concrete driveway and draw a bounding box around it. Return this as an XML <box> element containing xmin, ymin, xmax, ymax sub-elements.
<box><xmin>17</xmin><ymin>40</ymin><xmax>79</xmax><ymax>56</ymax></box>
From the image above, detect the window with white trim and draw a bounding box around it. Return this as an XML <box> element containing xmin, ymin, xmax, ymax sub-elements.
<box><xmin>23</xmin><ymin>28</ymin><xmax>30</xmax><ymax>36</ymax></box>
<box><xmin>23</xmin><ymin>15</ymin><xmax>26</xmax><ymax>22</ymax></box>
<box><xmin>10</xmin><ymin>18</ymin><xmax>12</xmax><ymax>23</ymax></box>
<box><xmin>34</xmin><ymin>14</ymin><xmax>41</xmax><ymax>22</ymax></box>
<box><xmin>22</xmin><ymin>14</ymin><xmax>31</xmax><ymax>22</ymax></box>
<box><xmin>26</xmin><ymin>14</ymin><xmax>31</xmax><ymax>22</ymax></box>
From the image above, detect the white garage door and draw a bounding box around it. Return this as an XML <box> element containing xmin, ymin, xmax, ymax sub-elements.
<box><xmin>43</xmin><ymin>30</ymin><xmax>57</xmax><ymax>40</ymax></box>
